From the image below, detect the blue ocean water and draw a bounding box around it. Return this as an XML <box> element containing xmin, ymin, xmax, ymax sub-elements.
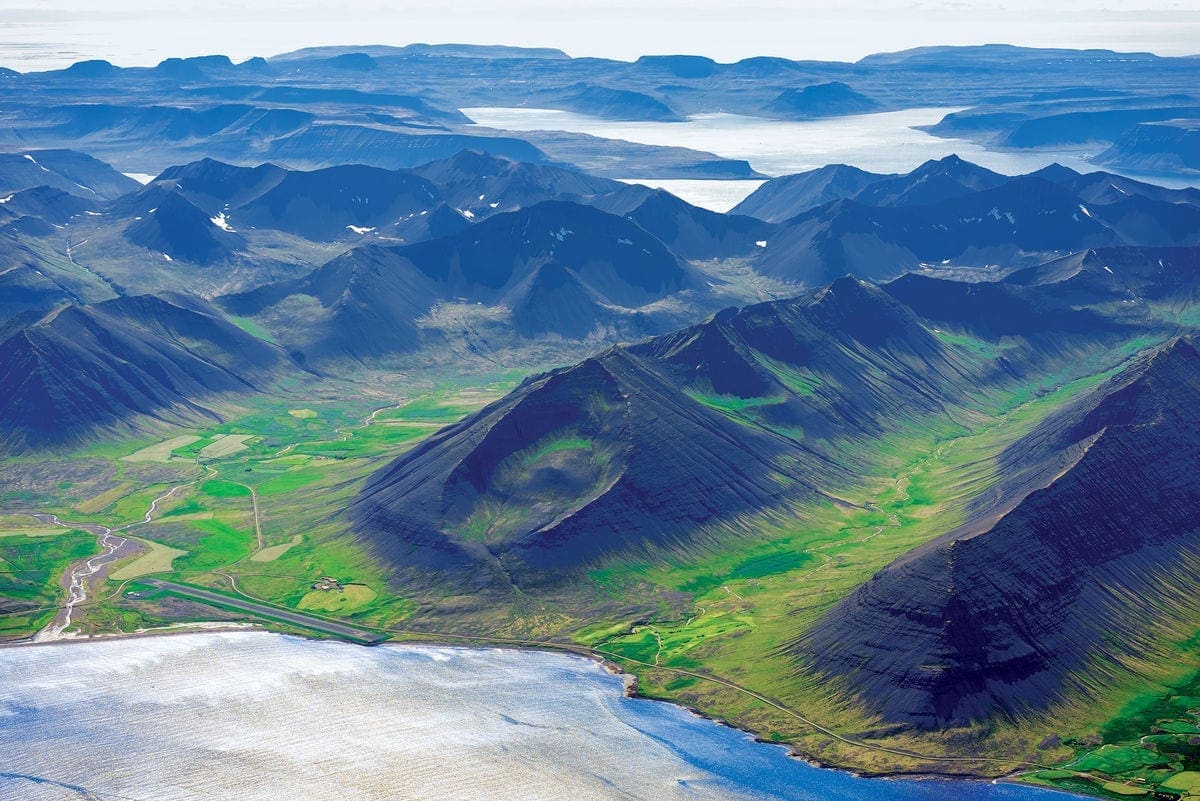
<box><xmin>0</xmin><ymin>632</ymin><xmax>1076</xmax><ymax>801</ymax></box>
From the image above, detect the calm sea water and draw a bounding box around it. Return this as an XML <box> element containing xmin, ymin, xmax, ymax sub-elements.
<box><xmin>0</xmin><ymin>632</ymin><xmax>1075</xmax><ymax>801</ymax></box>
<box><xmin>465</xmin><ymin>107</ymin><xmax>1200</xmax><ymax>209</ymax></box>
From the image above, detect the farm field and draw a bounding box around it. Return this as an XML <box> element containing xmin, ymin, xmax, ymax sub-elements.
<box><xmin>3</xmin><ymin>335</ymin><xmax>1199</xmax><ymax>796</ymax></box>
<box><xmin>0</xmin><ymin>369</ymin><xmax>525</xmax><ymax>641</ymax></box>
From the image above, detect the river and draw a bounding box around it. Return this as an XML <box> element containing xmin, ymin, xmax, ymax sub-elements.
<box><xmin>0</xmin><ymin>632</ymin><xmax>1077</xmax><ymax>801</ymax></box>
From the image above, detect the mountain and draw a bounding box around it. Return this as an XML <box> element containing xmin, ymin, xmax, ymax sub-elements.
<box><xmin>222</xmin><ymin>200</ymin><xmax>701</xmax><ymax>363</ymax></box>
<box><xmin>732</xmin><ymin>156</ymin><xmax>1006</xmax><ymax>223</ymax></box>
<box><xmin>768</xmin><ymin>82</ymin><xmax>881</xmax><ymax>119</ymax></box>
<box><xmin>1096</xmin><ymin>119</ymin><xmax>1200</xmax><ymax>173</ymax></box>
<box><xmin>632</xmin><ymin>55</ymin><xmax>719</xmax><ymax>79</ymax></box>
<box><xmin>1004</xmin><ymin>245</ymin><xmax>1200</xmax><ymax>306</ymax></box>
<box><xmin>347</xmin><ymin>277</ymin><xmax>978</xmax><ymax>587</ymax></box>
<box><xmin>851</xmin><ymin>155</ymin><xmax>1008</xmax><ymax>207</ymax></box>
<box><xmin>124</xmin><ymin>191</ymin><xmax>246</xmax><ymax>264</ymax></box>
<box><xmin>261</xmin><ymin>126</ymin><xmax>551</xmax><ymax>172</ymax></box>
<box><xmin>795</xmin><ymin>337</ymin><xmax>1200</xmax><ymax>729</ymax></box>
<box><xmin>151</xmin><ymin>158</ymin><xmax>288</xmax><ymax>214</ymax></box>
<box><xmin>545</xmin><ymin>84</ymin><xmax>683</xmax><ymax>122</ymax></box>
<box><xmin>595</xmin><ymin>187</ymin><xmax>775</xmax><ymax>259</ymax></box>
<box><xmin>360</xmin><ymin>199</ymin><xmax>695</xmax><ymax>308</ymax></box>
<box><xmin>0</xmin><ymin>294</ymin><xmax>290</xmax><ymax>453</ymax></box>
<box><xmin>883</xmin><ymin>273</ymin><xmax>1129</xmax><ymax>344</ymax></box>
<box><xmin>0</xmin><ymin>149</ymin><xmax>139</xmax><ymax>200</ymax></box>
<box><xmin>232</xmin><ymin>163</ymin><xmax>441</xmax><ymax>240</ymax></box>
<box><xmin>754</xmin><ymin>175</ymin><xmax>1123</xmax><ymax>285</ymax></box>
<box><xmin>115</xmin><ymin>159</ymin><xmax>449</xmax><ymax>247</ymax></box>
<box><xmin>1026</xmin><ymin>162</ymin><xmax>1200</xmax><ymax>206</ymax></box>
<box><xmin>132</xmin><ymin>153</ymin><xmax>626</xmax><ymax>243</ymax></box>
<box><xmin>1087</xmin><ymin>192</ymin><xmax>1200</xmax><ymax>246</ymax></box>
<box><xmin>408</xmin><ymin>150</ymin><xmax>625</xmax><ymax>218</ymax></box>
<box><xmin>0</xmin><ymin>186</ymin><xmax>95</xmax><ymax>225</ymax></box>
<box><xmin>0</xmin><ymin>265</ymin><xmax>77</xmax><ymax>325</ymax></box>
<box><xmin>1000</xmin><ymin>107</ymin><xmax>1200</xmax><ymax>150</ymax></box>
<box><xmin>730</xmin><ymin>165</ymin><xmax>891</xmax><ymax>222</ymax></box>
<box><xmin>251</xmin><ymin>86</ymin><xmax>468</xmax><ymax>124</ymax></box>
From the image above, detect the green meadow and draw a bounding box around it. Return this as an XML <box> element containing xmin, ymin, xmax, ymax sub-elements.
<box><xmin>3</xmin><ymin>331</ymin><xmax>1199</xmax><ymax>796</ymax></box>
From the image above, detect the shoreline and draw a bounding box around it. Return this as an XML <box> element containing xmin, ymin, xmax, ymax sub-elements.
<box><xmin>0</xmin><ymin>623</ymin><xmax>1066</xmax><ymax>793</ymax></box>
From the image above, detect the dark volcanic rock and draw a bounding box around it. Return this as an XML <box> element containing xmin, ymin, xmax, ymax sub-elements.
<box><xmin>0</xmin><ymin>149</ymin><xmax>139</xmax><ymax>200</ymax></box>
<box><xmin>598</xmin><ymin>188</ymin><xmax>775</xmax><ymax>259</ymax></box>
<box><xmin>756</xmin><ymin>175</ymin><xmax>1117</xmax><ymax>284</ymax></box>
<box><xmin>220</xmin><ymin>200</ymin><xmax>699</xmax><ymax>362</ymax></box>
<box><xmin>0</xmin><ymin>186</ymin><xmax>95</xmax><ymax>224</ymax></box>
<box><xmin>233</xmin><ymin>163</ymin><xmax>441</xmax><ymax>240</ymax></box>
<box><xmin>1004</xmin><ymin>245</ymin><xmax>1200</xmax><ymax>306</ymax></box>
<box><xmin>409</xmin><ymin>150</ymin><xmax>624</xmax><ymax>218</ymax></box>
<box><xmin>348</xmin><ymin>277</ymin><xmax>977</xmax><ymax>587</ymax></box>
<box><xmin>124</xmin><ymin>191</ymin><xmax>246</xmax><ymax>264</ymax></box>
<box><xmin>0</xmin><ymin>294</ymin><xmax>289</xmax><ymax>452</ymax></box>
<box><xmin>731</xmin><ymin>165</ymin><xmax>892</xmax><ymax>222</ymax></box>
<box><xmin>796</xmin><ymin>338</ymin><xmax>1200</xmax><ymax>729</ymax></box>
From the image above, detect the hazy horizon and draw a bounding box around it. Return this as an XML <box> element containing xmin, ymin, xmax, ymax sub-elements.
<box><xmin>1</xmin><ymin>1</ymin><xmax>1197</xmax><ymax>72</ymax></box>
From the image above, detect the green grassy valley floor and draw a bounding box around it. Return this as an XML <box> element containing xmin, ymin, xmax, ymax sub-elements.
<box><xmin>1</xmin><ymin>340</ymin><xmax>1198</xmax><ymax>800</ymax></box>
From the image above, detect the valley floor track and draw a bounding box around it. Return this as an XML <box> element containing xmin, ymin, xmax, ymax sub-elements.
<box><xmin>141</xmin><ymin>580</ymin><xmax>387</xmax><ymax>644</ymax></box>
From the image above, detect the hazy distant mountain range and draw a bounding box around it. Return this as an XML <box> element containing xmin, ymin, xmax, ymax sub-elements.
<box><xmin>1</xmin><ymin>43</ymin><xmax>1196</xmax><ymax>179</ymax></box>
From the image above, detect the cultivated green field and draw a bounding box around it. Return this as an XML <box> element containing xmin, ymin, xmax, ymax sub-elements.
<box><xmin>2</xmin><ymin>333</ymin><xmax>1199</xmax><ymax>798</ymax></box>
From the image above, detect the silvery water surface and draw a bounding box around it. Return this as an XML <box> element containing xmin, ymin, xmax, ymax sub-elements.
<box><xmin>464</xmin><ymin>106</ymin><xmax>1200</xmax><ymax>210</ymax></box>
<box><xmin>0</xmin><ymin>632</ymin><xmax>1076</xmax><ymax>801</ymax></box>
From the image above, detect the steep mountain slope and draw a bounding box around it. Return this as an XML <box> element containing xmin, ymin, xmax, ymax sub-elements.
<box><xmin>152</xmin><ymin>158</ymin><xmax>288</xmax><ymax>214</ymax></box>
<box><xmin>0</xmin><ymin>186</ymin><xmax>96</xmax><ymax>225</ymax></box>
<box><xmin>755</xmin><ymin>176</ymin><xmax>1121</xmax><ymax>284</ymax></box>
<box><xmin>796</xmin><ymin>338</ymin><xmax>1200</xmax><ymax>730</ymax></box>
<box><xmin>232</xmin><ymin>164</ymin><xmax>441</xmax><ymax>239</ymax></box>
<box><xmin>730</xmin><ymin>156</ymin><xmax>1004</xmax><ymax>222</ymax></box>
<box><xmin>347</xmin><ymin>278</ymin><xmax>978</xmax><ymax>586</ymax></box>
<box><xmin>222</xmin><ymin>200</ymin><xmax>702</xmax><ymax>362</ymax></box>
<box><xmin>1087</xmin><ymin>193</ymin><xmax>1200</xmax><ymax>246</ymax></box>
<box><xmin>0</xmin><ymin>265</ymin><xmax>77</xmax><ymax>325</ymax></box>
<box><xmin>1004</xmin><ymin>245</ymin><xmax>1200</xmax><ymax>306</ymax></box>
<box><xmin>1028</xmin><ymin>163</ymin><xmax>1200</xmax><ymax>206</ymax></box>
<box><xmin>409</xmin><ymin>150</ymin><xmax>625</xmax><ymax>218</ymax></box>
<box><xmin>730</xmin><ymin>164</ymin><xmax>891</xmax><ymax>222</ymax></box>
<box><xmin>851</xmin><ymin>155</ymin><xmax>1008</xmax><ymax>207</ymax></box>
<box><xmin>883</xmin><ymin>273</ymin><xmax>1128</xmax><ymax>341</ymax></box>
<box><xmin>0</xmin><ymin>149</ymin><xmax>138</xmax><ymax>199</ymax></box>
<box><xmin>0</xmin><ymin>294</ymin><xmax>291</xmax><ymax>452</ymax></box>
<box><xmin>594</xmin><ymin>188</ymin><xmax>774</xmax><ymax>260</ymax></box>
<box><xmin>123</xmin><ymin>191</ymin><xmax>247</xmax><ymax>264</ymax></box>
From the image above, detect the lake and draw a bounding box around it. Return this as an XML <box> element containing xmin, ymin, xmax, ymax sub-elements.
<box><xmin>464</xmin><ymin>107</ymin><xmax>1199</xmax><ymax>210</ymax></box>
<box><xmin>0</xmin><ymin>632</ymin><xmax>1077</xmax><ymax>801</ymax></box>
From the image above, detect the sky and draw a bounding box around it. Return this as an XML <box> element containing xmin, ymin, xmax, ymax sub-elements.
<box><xmin>0</xmin><ymin>0</ymin><xmax>1197</xmax><ymax>71</ymax></box>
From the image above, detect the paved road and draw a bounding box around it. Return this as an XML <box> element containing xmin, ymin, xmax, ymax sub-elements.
<box><xmin>143</xmin><ymin>580</ymin><xmax>388</xmax><ymax>645</ymax></box>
